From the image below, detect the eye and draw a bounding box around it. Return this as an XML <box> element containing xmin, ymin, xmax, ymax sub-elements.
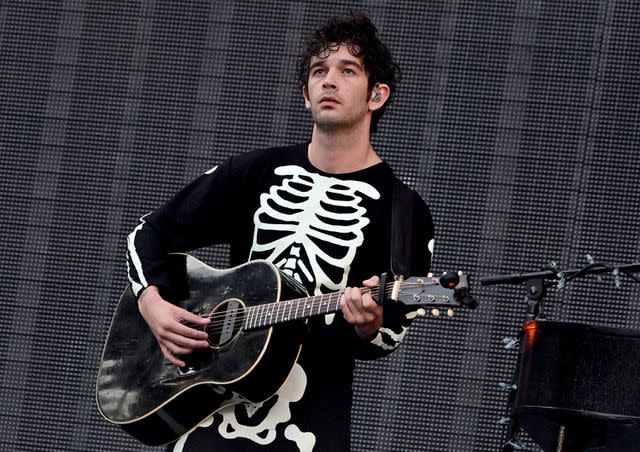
<box><xmin>343</xmin><ymin>68</ymin><xmax>354</xmax><ymax>74</ymax></box>
<box><xmin>311</xmin><ymin>68</ymin><xmax>325</xmax><ymax>76</ymax></box>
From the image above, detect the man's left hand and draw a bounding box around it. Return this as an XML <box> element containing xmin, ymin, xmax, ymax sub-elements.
<box><xmin>340</xmin><ymin>275</ymin><xmax>383</xmax><ymax>340</ymax></box>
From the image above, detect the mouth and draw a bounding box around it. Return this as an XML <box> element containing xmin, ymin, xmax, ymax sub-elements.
<box><xmin>319</xmin><ymin>96</ymin><xmax>340</xmax><ymax>105</ymax></box>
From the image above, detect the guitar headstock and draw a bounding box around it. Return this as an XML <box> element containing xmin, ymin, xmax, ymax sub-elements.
<box><xmin>393</xmin><ymin>272</ymin><xmax>477</xmax><ymax>316</ymax></box>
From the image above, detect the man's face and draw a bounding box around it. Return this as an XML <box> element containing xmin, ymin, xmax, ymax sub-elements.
<box><xmin>303</xmin><ymin>45</ymin><xmax>373</xmax><ymax>132</ymax></box>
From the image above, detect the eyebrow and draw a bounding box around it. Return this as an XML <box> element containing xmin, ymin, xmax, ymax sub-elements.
<box><xmin>309</xmin><ymin>58</ymin><xmax>365</xmax><ymax>71</ymax></box>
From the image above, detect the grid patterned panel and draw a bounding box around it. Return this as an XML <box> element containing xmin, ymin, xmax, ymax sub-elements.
<box><xmin>0</xmin><ymin>1</ymin><xmax>638</xmax><ymax>451</ymax></box>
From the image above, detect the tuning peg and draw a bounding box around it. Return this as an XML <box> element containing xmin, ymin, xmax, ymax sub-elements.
<box><xmin>498</xmin><ymin>417</ymin><xmax>511</xmax><ymax>425</ymax></box>
<box><xmin>447</xmin><ymin>308</ymin><xmax>454</xmax><ymax>317</ymax></box>
<box><xmin>416</xmin><ymin>308</ymin><xmax>426</xmax><ymax>317</ymax></box>
<box><xmin>431</xmin><ymin>308</ymin><xmax>440</xmax><ymax>317</ymax></box>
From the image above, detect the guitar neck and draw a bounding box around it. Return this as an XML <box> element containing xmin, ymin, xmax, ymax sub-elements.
<box><xmin>243</xmin><ymin>288</ymin><xmax>372</xmax><ymax>330</ymax></box>
<box><xmin>242</xmin><ymin>274</ymin><xmax>465</xmax><ymax>330</ymax></box>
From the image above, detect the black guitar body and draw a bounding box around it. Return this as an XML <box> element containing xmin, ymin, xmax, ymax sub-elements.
<box><xmin>96</xmin><ymin>255</ymin><xmax>308</xmax><ymax>446</ymax></box>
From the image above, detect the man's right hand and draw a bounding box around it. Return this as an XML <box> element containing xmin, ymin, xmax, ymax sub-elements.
<box><xmin>137</xmin><ymin>285</ymin><xmax>211</xmax><ymax>367</ymax></box>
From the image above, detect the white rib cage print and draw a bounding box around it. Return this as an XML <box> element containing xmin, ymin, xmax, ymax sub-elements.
<box><xmin>250</xmin><ymin>165</ymin><xmax>380</xmax><ymax>295</ymax></box>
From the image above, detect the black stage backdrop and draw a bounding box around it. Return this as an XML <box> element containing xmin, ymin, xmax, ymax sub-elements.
<box><xmin>1</xmin><ymin>1</ymin><xmax>639</xmax><ymax>451</ymax></box>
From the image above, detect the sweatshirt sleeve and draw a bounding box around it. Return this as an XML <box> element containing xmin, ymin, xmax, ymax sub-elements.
<box><xmin>126</xmin><ymin>157</ymin><xmax>240</xmax><ymax>297</ymax></box>
<box><xmin>354</xmin><ymin>192</ymin><xmax>434</xmax><ymax>360</ymax></box>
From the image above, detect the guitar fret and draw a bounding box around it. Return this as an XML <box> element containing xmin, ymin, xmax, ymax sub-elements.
<box><xmin>274</xmin><ymin>303</ymin><xmax>280</xmax><ymax>324</ymax></box>
<box><xmin>247</xmin><ymin>306</ymin><xmax>253</xmax><ymax>329</ymax></box>
<box><xmin>280</xmin><ymin>301</ymin><xmax>286</xmax><ymax>323</ymax></box>
<box><xmin>252</xmin><ymin>304</ymin><xmax>259</xmax><ymax>328</ymax></box>
<box><xmin>259</xmin><ymin>303</ymin><xmax>268</xmax><ymax>328</ymax></box>
<box><xmin>253</xmin><ymin>306</ymin><xmax>260</xmax><ymax>329</ymax></box>
<box><xmin>251</xmin><ymin>304</ymin><xmax>258</xmax><ymax>329</ymax></box>
<box><xmin>266</xmin><ymin>303</ymin><xmax>273</xmax><ymax>326</ymax></box>
<box><xmin>267</xmin><ymin>302</ymin><xmax>275</xmax><ymax>325</ymax></box>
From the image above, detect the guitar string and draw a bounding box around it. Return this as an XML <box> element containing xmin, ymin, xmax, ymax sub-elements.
<box><xmin>182</xmin><ymin>282</ymin><xmax>449</xmax><ymax>334</ymax></box>
<box><xmin>182</xmin><ymin>287</ymin><xmax>376</xmax><ymax>330</ymax></box>
<box><xmin>194</xmin><ymin>289</ymin><xmax>454</xmax><ymax>338</ymax></box>
<box><xmin>191</xmin><ymin>294</ymin><xmax>454</xmax><ymax>337</ymax></box>
<box><xmin>182</xmin><ymin>281</ymin><xmax>445</xmax><ymax>331</ymax></box>
<box><xmin>181</xmin><ymin>282</ymin><xmax>421</xmax><ymax>329</ymax></box>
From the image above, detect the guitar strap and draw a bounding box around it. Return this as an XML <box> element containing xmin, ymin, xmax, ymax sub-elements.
<box><xmin>390</xmin><ymin>177</ymin><xmax>414</xmax><ymax>278</ymax></box>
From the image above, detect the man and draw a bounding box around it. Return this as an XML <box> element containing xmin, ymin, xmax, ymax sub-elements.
<box><xmin>127</xmin><ymin>11</ymin><xmax>434</xmax><ymax>451</ymax></box>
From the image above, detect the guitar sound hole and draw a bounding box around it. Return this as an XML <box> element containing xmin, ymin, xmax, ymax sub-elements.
<box><xmin>207</xmin><ymin>298</ymin><xmax>246</xmax><ymax>348</ymax></box>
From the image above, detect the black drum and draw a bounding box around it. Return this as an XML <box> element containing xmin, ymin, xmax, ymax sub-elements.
<box><xmin>511</xmin><ymin>320</ymin><xmax>640</xmax><ymax>451</ymax></box>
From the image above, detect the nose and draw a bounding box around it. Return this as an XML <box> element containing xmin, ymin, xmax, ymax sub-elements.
<box><xmin>322</xmin><ymin>68</ymin><xmax>337</xmax><ymax>90</ymax></box>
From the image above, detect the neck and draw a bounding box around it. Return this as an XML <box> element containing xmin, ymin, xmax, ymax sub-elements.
<box><xmin>308</xmin><ymin>124</ymin><xmax>381</xmax><ymax>174</ymax></box>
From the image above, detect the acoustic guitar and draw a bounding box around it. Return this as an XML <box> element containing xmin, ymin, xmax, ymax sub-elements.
<box><xmin>96</xmin><ymin>253</ymin><xmax>474</xmax><ymax>445</ymax></box>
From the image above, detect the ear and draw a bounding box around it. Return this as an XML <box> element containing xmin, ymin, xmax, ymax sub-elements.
<box><xmin>368</xmin><ymin>83</ymin><xmax>390</xmax><ymax>112</ymax></box>
<box><xmin>302</xmin><ymin>86</ymin><xmax>311</xmax><ymax>110</ymax></box>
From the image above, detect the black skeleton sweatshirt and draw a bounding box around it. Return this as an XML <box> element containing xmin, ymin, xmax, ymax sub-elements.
<box><xmin>126</xmin><ymin>143</ymin><xmax>434</xmax><ymax>452</ymax></box>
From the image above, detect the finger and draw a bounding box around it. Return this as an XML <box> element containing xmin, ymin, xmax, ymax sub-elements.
<box><xmin>160</xmin><ymin>310</ymin><xmax>208</xmax><ymax>339</ymax></box>
<box><xmin>164</xmin><ymin>341</ymin><xmax>196</xmax><ymax>357</ymax></box>
<box><xmin>361</xmin><ymin>292</ymin><xmax>378</xmax><ymax>311</ymax></box>
<box><xmin>354</xmin><ymin>291</ymin><xmax>381</xmax><ymax>320</ymax></box>
<box><xmin>348</xmin><ymin>287</ymin><xmax>365</xmax><ymax>310</ymax></box>
<box><xmin>345</xmin><ymin>296</ymin><xmax>370</xmax><ymax>325</ymax></box>
<box><xmin>340</xmin><ymin>291</ymin><xmax>356</xmax><ymax>323</ymax></box>
<box><xmin>160</xmin><ymin>344</ymin><xmax>185</xmax><ymax>367</ymax></box>
<box><xmin>362</xmin><ymin>275</ymin><xmax>380</xmax><ymax>288</ymax></box>
<box><xmin>176</xmin><ymin>307</ymin><xmax>210</xmax><ymax>326</ymax></box>
<box><xmin>340</xmin><ymin>287</ymin><xmax>351</xmax><ymax>307</ymax></box>
<box><xmin>164</xmin><ymin>331</ymin><xmax>210</xmax><ymax>349</ymax></box>
<box><xmin>172</xmin><ymin>321</ymin><xmax>210</xmax><ymax>340</ymax></box>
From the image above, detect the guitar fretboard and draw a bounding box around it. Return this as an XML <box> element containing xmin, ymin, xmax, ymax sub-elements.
<box><xmin>243</xmin><ymin>291</ymin><xmax>358</xmax><ymax>330</ymax></box>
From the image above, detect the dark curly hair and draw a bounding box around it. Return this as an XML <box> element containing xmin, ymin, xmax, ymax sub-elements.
<box><xmin>296</xmin><ymin>11</ymin><xmax>400</xmax><ymax>133</ymax></box>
